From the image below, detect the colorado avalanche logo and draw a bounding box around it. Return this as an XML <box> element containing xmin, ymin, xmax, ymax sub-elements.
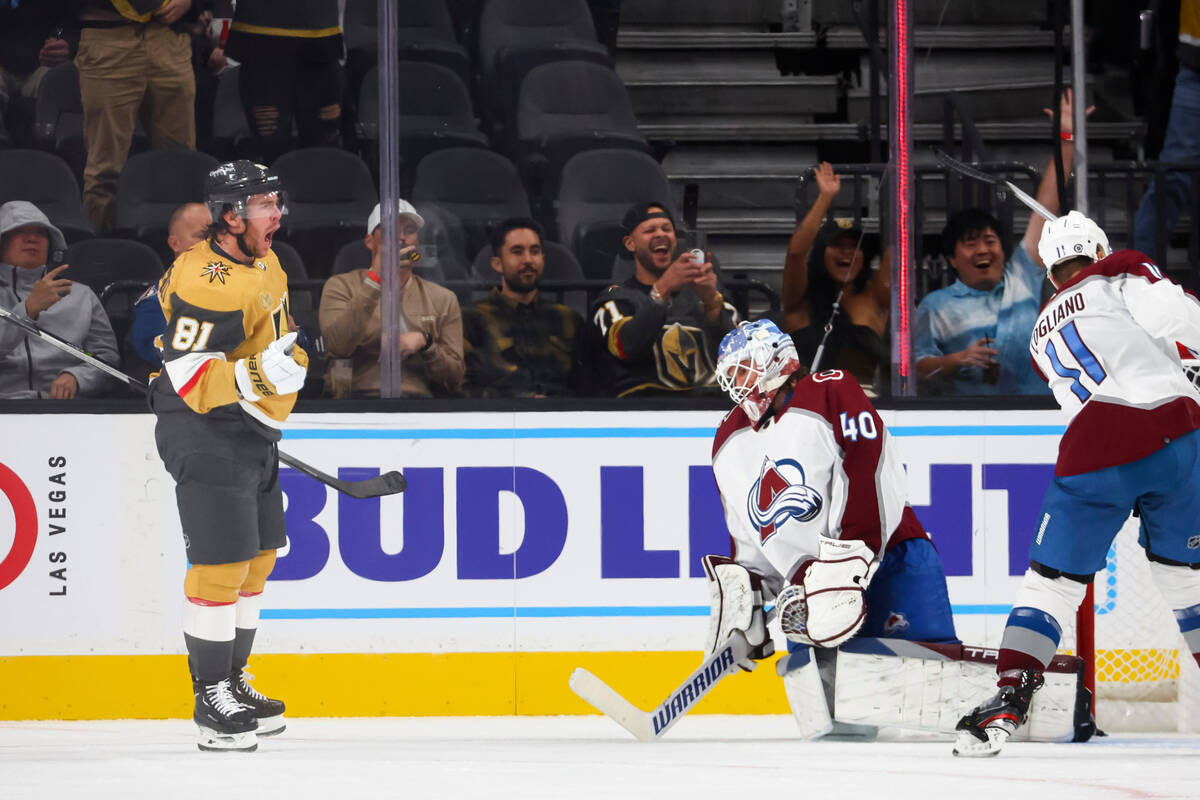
<box><xmin>884</xmin><ymin>612</ymin><xmax>910</xmax><ymax>634</ymax></box>
<box><xmin>746</xmin><ymin>456</ymin><xmax>823</xmax><ymax>544</ymax></box>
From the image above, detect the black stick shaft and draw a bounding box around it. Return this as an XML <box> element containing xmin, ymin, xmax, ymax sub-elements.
<box><xmin>0</xmin><ymin>307</ymin><xmax>404</xmax><ymax>497</ymax></box>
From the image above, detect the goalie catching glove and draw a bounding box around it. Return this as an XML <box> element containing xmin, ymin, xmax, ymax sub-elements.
<box><xmin>702</xmin><ymin>555</ymin><xmax>774</xmax><ymax>671</ymax></box>
<box><xmin>778</xmin><ymin>537</ymin><xmax>876</xmax><ymax>648</ymax></box>
<box><xmin>235</xmin><ymin>331</ymin><xmax>308</xmax><ymax>401</ymax></box>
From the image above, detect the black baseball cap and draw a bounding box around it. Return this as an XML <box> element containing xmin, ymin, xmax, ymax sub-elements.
<box><xmin>621</xmin><ymin>202</ymin><xmax>675</xmax><ymax>236</ymax></box>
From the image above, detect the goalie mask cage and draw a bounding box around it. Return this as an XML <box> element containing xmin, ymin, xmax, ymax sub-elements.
<box><xmin>1059</xmin><ymin>520</ymin><xmax>1200</xmax><ymax>732</ymax></box>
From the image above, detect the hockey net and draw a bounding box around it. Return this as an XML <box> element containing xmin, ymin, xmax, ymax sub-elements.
<box><xmin>1059</xmin><ymin>519</ymin><xmax>1200</xmax><ymax>732</ymax></box>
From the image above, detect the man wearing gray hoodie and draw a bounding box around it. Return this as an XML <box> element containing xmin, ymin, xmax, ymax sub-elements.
<box><xmin>0</xmin><ymin>201</ymin><xmax>118</xmax><ymax>398</ymax></box>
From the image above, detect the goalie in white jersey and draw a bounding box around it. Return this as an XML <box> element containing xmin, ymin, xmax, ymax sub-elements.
<box><xmin>704</xmin><ymin>320</ymin><xmax>957</xmax><ymax>732</ymax></box>
<box><xmin>955</xmin><ymin>211</ymin><xmax>1200</xmax><ymax>756</ymax></box>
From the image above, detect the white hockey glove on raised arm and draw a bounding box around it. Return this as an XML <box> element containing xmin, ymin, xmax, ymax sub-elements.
<box><xmin>235</xmin><ymin>331</ymin><xmax>307</xmax><ymax>401</ymax></box>
<box><xmin>702</xmin><ymin>554</ymin><xmax>775</xmax><ymax>672</ymax></box>
<box><xmin>777</xmin><ymin>537</ymin><xmax>876</xmax><ymax>648</ymax></box>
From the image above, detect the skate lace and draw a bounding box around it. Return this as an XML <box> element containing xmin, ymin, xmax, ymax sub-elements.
<box><xmin>237</xmin><ymin>670</ymin><xmax>269</xmax><ymax>702</ymax></box>
<box><xmin>206</xmin><ymin>679</ymin><xmax>246</xmax><ymax>716</ymax></box>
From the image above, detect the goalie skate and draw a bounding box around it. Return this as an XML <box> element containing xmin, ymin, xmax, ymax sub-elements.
<box><xmin>230</xmin><ymin>670</ymin><xmax>286</xmax><ymax>737</ymax></box>
<box><xmin>194</xmin><ymin>678</ymin><xmax>258</xmax><ymax>752</ymax></box>
<box><xmin>953</xmin><ymin>670</ymin><xmax>1043</xmax><ymax>758</ymax></box>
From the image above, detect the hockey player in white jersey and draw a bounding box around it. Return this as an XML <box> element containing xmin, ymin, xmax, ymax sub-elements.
<box><xmin>955</xmin><ymin>211</ymin><xmax>1200</xmax><ymax>756</ymax></box>
<box><xmin>704</xmin><ymin>319</ymin><xmax>957</xmax><ymax>731</ymax></box>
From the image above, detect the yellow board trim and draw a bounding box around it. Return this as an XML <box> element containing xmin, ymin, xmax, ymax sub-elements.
<box><xmin>0</xmin><ymin>652</ymin><xmax>789</xmax><ymax>720</ymax></box>
<box><xmin>229</xmin><ymin>22</ymin><xmax>342</xmax><ymax>39</ymax></box>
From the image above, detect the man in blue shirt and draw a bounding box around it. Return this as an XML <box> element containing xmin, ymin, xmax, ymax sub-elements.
<box><xmin>913</xmin><ymin>209</ymin><xmax>1050</xmax><ymax>395</ymax></box>
<box><xmin>913</xmin><ymin>92</ymin><xmax>1088</xmax><ymax>395</ymax></box>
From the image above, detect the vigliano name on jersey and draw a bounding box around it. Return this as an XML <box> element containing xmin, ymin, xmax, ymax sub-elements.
<box><xmin>650</xmin><ymin>646</ymin><xmax>736</xmax><ymax>734</ymax></box>
<box><xmin>1032</xmin><ymin>292</ymin><xmax>1086</xmax><ymax>349</ymax></box>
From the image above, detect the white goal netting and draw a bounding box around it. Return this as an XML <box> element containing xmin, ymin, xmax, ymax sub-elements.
<box><xmin>1058</xmin><ymin>520</ymin><xmax>1200</xmax><ymax>732</ymax></box>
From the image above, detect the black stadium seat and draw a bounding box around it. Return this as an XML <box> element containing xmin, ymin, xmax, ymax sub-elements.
<box><xmin>477</xmin><ymin>0</ymin><xmax>610</xmax><ymax>130</ymax></box>
<box><xmin>343</xmin><ymin>0</ymin><xmax>470</xmax><ymax>95</ymax></box>
<box><xmin>273</xmin><ymin>147</ymin><xmax>379</xmax><ymax>277</ymax></box>
<box><xmin>514</xmin><ymin>60</ymin><xmax>650</xmax><ymax>197</ymax></box>
<box><xmin>555</xmin><ymin>148</ymin><xmax>676</xmax><ymax>279</ymax></box>
<box><xmin>412</xmin><ymin>148</ymin><xmax>531</xmax><ymax>258</ymax></box>
<box><xmin>356</xmin><ymin>63</ymin><xmax>488</xmax><ymax>190</ymax></box>
<box><xmin>115</xmin><ymin>149</ymin><xmax>220</xmax><ymax>242</ymax></box>
<box><xmin>64</xmin><ymin>237</ymin><xmax>163</xmax><ymax>298</ymax></box>
<box><xmin>0</xmin><ymin>148</ymin><xmax>94</xmax><ymax>245</ymax></box>
<box><xmin>271</xmin><ymin>239</ymin><xmax>308</xmax><ymax>282</ymax></box>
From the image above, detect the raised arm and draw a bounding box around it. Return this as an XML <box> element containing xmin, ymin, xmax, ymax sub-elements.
<box><xmin>782</xmin><ymin>163</ymin><xmax>841</xmax><ymax>330</ymax></box>
<box><xmin>1023</xmin><ymin>88</ymin><xmax>1093</xmax><ymax>261</ymax></box>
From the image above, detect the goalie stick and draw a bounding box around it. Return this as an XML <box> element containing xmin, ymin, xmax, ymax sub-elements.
<box><xmin>931</xmin><ymin>147</ymin><xmax>1058</xmax><ymax>222</ymax></box>
<box><xmin>0</xmin><ymin>305</ymin><xmax>407</xmax><ymax>498</ymax></box>
<box><xmin>569</xmin><ymin>628</ymin><xmax>759</xmax><ymax>742</ymax></box>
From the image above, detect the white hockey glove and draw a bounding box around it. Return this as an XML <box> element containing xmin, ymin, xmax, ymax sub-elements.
<box><xmin>778</xmin><ymin>537</ymin><xmax>876</xmax><ymax>648</ymax></box>
<box><xmin>235</xmin><ymin>331</ymin><xmax>308</xmax><ymax>401</ymax></box>
<box><xmin>702</xmin><ymin>554</ymin><xmax>775</xmax><ymax>672</ymax></box>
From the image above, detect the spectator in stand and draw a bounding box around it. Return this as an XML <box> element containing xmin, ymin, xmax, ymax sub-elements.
<box><xmin>0</xmin><ymin>201</ymin><xmax>119</xmax><ymax>399</ymax></box>
<box><xmin>224</xmin><ymin>0</ymin><xmax>344</xmax><ymax>164</ymax></box>
<box><xmin>128</xmin><ymin>201</ymin><xmax>212</xmax><ymax>369</ymax></box>
<box><xmin>319</xmin><ymin>201</ymin><xmax>464</xmax><ymax>398</ymax></box>
<box><xmin>463</xmin><ymin>218</ymin><xmax>587</xmax><ymax>398</ymax></box>
<box><xmin>0</xmin><ymin>0</ymin><xmax>79</xmax><ymax>147</ymax></box>
<box><xmin>76</xmin><ymin>0</ymin><xmax>197</xmax><ymax>233</ymax></box>
<box><xmin>589</xmin><ymin>202</ymin><xmax>736</xmax><ymax>397</ymax></box>
<box><xmin>913</xmin><ymin>91</ymin><xmax>1086</xmax><ymax>396</ymax></box>
<box><xmin>781</xmin><ymin>162</ymin><xmax>891</xmax><ymax>395</ymax></box>
<box><xmin>1133</xmin><ymin>0</ymin><xmax>1200</xmax><ymax>268</ymax></box>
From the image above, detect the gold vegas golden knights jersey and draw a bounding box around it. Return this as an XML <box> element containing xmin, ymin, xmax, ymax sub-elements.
<box><xmin>153</xmin><ymin>240</ymin><xmax>307</xmax><ymax>424</ymax></box>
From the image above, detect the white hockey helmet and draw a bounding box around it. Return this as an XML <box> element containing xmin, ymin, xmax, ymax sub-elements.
<box><xmin>716</xmin><ymin>320</ymin><xmax>801</xmax><ymax>423</ymax></box>
<box><xmin>1037</xmin><ymin>210</ymin><xmax>1110</xmax><ymax>275</ymax></box>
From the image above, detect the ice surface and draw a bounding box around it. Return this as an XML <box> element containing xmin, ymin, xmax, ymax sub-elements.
<box><xmin>1</xmin><ymin>715</ymin><xmax>1197</xmax><ymax>800</ymax></box>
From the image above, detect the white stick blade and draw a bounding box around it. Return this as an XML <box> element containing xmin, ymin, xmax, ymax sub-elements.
<box><xmin>568</xmin><ymin>668</ymin><xmax>653</xmax><ymax>742</ymax></box>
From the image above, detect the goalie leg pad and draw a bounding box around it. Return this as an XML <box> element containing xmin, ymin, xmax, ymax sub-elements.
<box><xmin>702</xmin><ymin>555</ymin><xmax>773</xmax><ymax>670</ymax></box>
<box><xmin>831</xmin><ymin>639</ymin><xmax>1087</xmax><ymax>742</ymax></box>
<box><xmin>776</xmin><ymin>646</ymin><xmax>834</xmax><ymax>740</ymax></box>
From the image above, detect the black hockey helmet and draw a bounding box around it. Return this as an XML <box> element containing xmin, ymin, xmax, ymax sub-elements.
<box><xmin>205</xmin><ymin>160</ymin><xmax>287</xmax><ymax>224</ymax></box>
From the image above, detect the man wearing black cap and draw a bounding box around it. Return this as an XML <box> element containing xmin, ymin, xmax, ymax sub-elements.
<box><xmin>589</xmin><ymin>202</ymin><xmax>736</xmax><ymax>396</ymax></box>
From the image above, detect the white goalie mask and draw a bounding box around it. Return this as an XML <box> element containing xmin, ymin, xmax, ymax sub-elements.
<box><xmin>716</xmin><ymin>320</ymin><xmax>801</xmax><ymax>423</ymax></box>
<box><xmin>1037</xmin><ymin>210</ymin><xmax>1110</xmax><ymax>277</ymax></box>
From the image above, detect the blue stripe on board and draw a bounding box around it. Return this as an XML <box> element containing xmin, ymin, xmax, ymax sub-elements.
<box><xmin>282</xmin><ymin>426</ymin><xmax>1065</xmax><ymax>441</ymax></box>
<box><xmin>1007</xmin><ymin>605</ymin><xmax>1063</xmax><ymax>641</ymax></box>
<box><xmin>262</xmin><ymin>604</ymin><xmax>1011</xmax><ymax>620</ymax></box>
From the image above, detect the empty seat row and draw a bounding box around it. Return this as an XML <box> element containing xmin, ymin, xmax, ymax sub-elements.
<box><xmin>1</xmin><ymin>143</ymin><xmax>679</xmax><ymax>282</ymax></box>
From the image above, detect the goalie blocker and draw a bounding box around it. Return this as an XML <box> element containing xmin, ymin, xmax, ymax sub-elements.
<box><xmin>777</xmin><ymin>637</ymin><xmax>1096</xmax><ymax>742</ymax></box>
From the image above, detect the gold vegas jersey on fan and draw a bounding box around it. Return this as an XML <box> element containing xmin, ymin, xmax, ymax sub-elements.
<box><xmin>1029</xmin><ymin>250</ymin><xmax>1200</xmax><ymax>476</ymax></box>
<box><xmin>155</xmin><ymin>239</ymin><xmax>305</xmax><ymax>423</ymax></box>
<box><xmin>710</xmin><ymin>370</ymin><xmax>924</xmax><ymax>595</ymax></box>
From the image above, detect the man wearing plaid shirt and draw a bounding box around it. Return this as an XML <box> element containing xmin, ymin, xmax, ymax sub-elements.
<box><xmin>463</xmin><ymin>218</ymin><xmax>587</xmax><ymax>397</ymax></box>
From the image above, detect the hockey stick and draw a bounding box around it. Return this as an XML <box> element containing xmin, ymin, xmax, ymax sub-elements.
<box><xmin>931</xmin><ymin>147</ymin><xmax>1058</xmax><ymax>222</ymax></box>
<box><xmin>569</xmin><ymin>629</ymin><xmax>756</xmax><ymax>741</ymax></box>
<box><xmin>0</xmin><ymin>306</ymin><xmax>406</xmax><ymax>498</ymax></box>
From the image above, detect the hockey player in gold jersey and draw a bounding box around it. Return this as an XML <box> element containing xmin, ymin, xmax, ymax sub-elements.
<box><xmin>150</xmin><ymin>161</ymin><xmax>305</xmax><ymax>752</ymax></box>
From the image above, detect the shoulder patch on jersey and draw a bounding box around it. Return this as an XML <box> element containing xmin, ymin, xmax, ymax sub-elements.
<box><xmin>259</xmin><ymin>291</ymin><xmax>273</xmax><ymax>310</ymax></box>
<box><xmin>201</xmin><ymin>262</ymin><xmax>231</xmax><ymax>285</ymax></box>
